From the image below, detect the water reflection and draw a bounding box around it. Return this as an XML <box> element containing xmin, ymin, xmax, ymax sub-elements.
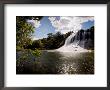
<box><xmin>17</xmin><ymin>50</ymin><xmax>94</xmax><ymax>74</ymax></box>
<box><xmin>36</xmin><ymin>50</ymin><xmax>94</xmax><ymax>74</ymax></box>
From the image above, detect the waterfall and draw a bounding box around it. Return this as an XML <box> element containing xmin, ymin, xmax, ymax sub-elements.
<box><xmin>56</xmin><ymin>31</ymin><xmax>90</xmax><ymax>52</ymax></box>
<box><xmin>64</xmin><ymin>32</ymin><xmax>76</xmax><ymax>46</ymax></box>
<box><xmin>48</xmin><ymin>16</ymin><xmax>94</xmax><ymax>53</ymax></box>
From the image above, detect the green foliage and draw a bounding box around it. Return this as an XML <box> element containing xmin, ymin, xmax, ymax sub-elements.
<box><xmin>16</xmin><ymin>16</ymin><xmax>43</xmax><ymax>73</ymax></box>
<box><xmin>32</xmin><ymin>49</ymin><xmax>41</xmax><ymax>57</ymax></box>
<box><xmin>45</xmin><ymin>31</ymin><xmax>73</xmax><ymax>49</ymax></box>
<box><xmin>25</xmin><ymin>31</ymin><xmax>73</xmax><ymax>50</ymax></box>
<box><xmin>16</xmin><ymin>17</ymin><xmax>34</xmax><ymax>48</ymax></box>
<box><xmin>24</xmin><ymin>26</ymin><xmax>94</xmax><ymax>50</ymax></box>
<box><xmin>16</xmin><ymin>16</ymin><xmax>42</xmax><ymax>49</ymax></box>
<box><xmin>16</xmin><ymin>46</ymin><xmax>22</xmax><ymax>51</ymax></box>
<box><xmin>16</xmin><ymin>49</ymin><xmax>41</xmax><ymax>73</ymax></box>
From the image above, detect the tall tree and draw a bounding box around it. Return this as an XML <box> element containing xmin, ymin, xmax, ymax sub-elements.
<box><xmin>16</xmin><ymin>16</ymin><xmax>42</xmax><ymax>50</ymax></box>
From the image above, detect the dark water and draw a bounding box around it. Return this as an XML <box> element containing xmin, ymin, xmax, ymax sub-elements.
<box><xmin>17</xmin><ymin>50</ymin><xmax>94</xmax><ymax>74</ymax></box>
<box><xmin>29</xmin><ymin>50</ymin><xmax>94</xmax><ymax>74</ymax></box>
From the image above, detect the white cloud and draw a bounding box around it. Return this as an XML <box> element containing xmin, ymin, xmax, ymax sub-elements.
<box><xmin>27</xmin><ymin>19</ymin><xmax>41</xmax><ymax>28</ymax></box>
<box><xmin>27</xmin><ymin>19</ymin><xmax>41</xmax><ymax>41</ymax></box>
<box><xmin>48</xmin><ymin>16</ymin><xmax>94</xmax><ymax>34</ymax></box>
<box><xmin>31</xmin><ymin>36</ymin><xmax>39</xmax><ymax>40</ymax></box>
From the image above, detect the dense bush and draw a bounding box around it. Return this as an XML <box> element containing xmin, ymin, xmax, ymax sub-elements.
<box><xmin>25</xmin><ymin>31</ymin><xmax>73</xmax><ymax>50</ymax></box>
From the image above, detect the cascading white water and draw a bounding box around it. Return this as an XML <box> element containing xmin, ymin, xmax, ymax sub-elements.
<box><xmin>64</xmin><ymin>32</ymin><xmax>76</xmax><ymax>46</ymax></box>
<box><xmin>57</xmin><ymin>31</ymin><xmax>89</xmax><ymax>52</ymax></box>
<box><xmin>48</xmin><ymin>16</ymin><xmax>94</xmax><ymax>52</ymax></box>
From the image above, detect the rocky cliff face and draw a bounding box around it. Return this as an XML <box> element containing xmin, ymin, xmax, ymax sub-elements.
<box><xmin>70</xmin><ymin>26</ymin><xmax>94</xmax><ymax>50</ymax></box>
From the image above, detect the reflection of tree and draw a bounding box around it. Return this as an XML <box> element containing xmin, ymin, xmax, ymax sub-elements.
<box><xmin>16</xmin><ymin>16</ymin><xmax>43</xmax><ymax>74</ymax></box>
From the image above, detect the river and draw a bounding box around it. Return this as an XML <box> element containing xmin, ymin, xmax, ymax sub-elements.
<box><xmin>27</xmin><ymin>50</ymin><xmax>94</xmax><ymax>74</ymax></box>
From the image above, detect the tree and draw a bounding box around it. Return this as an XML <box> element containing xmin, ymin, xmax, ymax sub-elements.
<box><xmin>16</xmin><ymin>16</ymin><xmax>43</xmax><ymax>74</ymax></box>
<box><xmin>16</xmin><ymin>16</ymin><xmax>42</xmax><ymax>50</ymax></box>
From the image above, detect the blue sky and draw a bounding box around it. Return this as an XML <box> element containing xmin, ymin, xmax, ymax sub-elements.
<box><xmin>33</xmin><ymin>16</ymin><xmax>55</xmax><ymax>39</ymax></box>
<box><xmin>82</xmin><ymin>20</ymin><xmax>94</xmax><ymax>30</ymax></box>
<box><xmin>33</xmin><ymin>16</ymin><xmax>94</xmax><ymax>40</ymax></box>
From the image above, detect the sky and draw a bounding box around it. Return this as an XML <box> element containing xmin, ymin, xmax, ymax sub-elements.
<box><xmin>31</xmin><ymin>16</ymin><xmax>94</xmax><ymax>40</ymax></box>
